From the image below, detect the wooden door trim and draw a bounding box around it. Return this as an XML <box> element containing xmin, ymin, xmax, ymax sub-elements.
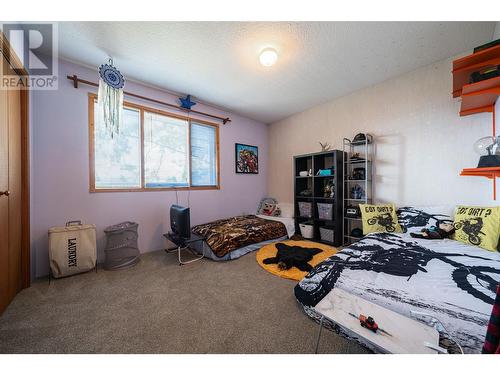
<box><xmin>20</xmin><ymin>89</ymin><xmax>29</xmax><ymax>288</ymax></box>
<box><xmin>1</xmin><ymin>31</ymin><xmax>30</xmax><ymax>288</ymax></box>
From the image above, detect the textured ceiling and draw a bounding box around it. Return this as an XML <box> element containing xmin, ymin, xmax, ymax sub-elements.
<box><xmin>58</xmin><ymin>22</ymin><xmax>496</xmax><ymax>123</ymax></box>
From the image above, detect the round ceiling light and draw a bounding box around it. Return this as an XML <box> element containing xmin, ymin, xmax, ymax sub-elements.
<box><xmin>259</xmin><ymin>48</ymin><xmax>278</xmax><ymax>67</ymax></box>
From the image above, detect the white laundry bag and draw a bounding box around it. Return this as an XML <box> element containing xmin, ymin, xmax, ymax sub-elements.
<box><xmin>48</xmin><ymin>221</ymin><xmax>97</xmax><ymax>278</ymax></box>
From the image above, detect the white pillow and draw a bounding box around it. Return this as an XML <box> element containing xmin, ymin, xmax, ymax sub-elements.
<box><xmin>278</xmin><ymin>203</ymin><xmax>294</xmax><ymax>218</ymax></box>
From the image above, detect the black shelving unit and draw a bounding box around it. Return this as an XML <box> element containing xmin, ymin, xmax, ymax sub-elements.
<box><xmin>293</xmin><ymin>150</ymin><xmax>344</xmax><ymax>247</ymax></box>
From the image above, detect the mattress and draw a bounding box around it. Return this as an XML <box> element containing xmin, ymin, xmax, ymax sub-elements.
<box><xmin>294</xmin><ymin>232</ymin><xmax>500</xmax><ymax>353</ymax></box>
<box><xmin>191</xmin><ymin>235</ymin><xmax>288</xmax><ymax>261</ymax></box>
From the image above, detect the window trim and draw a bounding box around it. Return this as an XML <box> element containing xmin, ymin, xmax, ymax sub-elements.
<box><xmin>88</xmin><ymin>93</ymin><xmax>220</xmax><ymax>192</ymax></box>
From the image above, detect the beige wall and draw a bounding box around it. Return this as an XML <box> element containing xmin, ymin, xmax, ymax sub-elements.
<box><xmin>268</xmin><ymin>54</ymin><xmax>497</xmax><ymax>208</ymax></box>
<box><xmin>494</xmin><ymin>22</ymin><xmax>500</xmax><ymax>39</ymax></box>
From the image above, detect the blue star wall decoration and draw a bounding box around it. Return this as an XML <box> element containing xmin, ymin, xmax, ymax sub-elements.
<box><xmin>179</xmin><ymin>94</ymin><xmax>196</xmax><ymax>110</ymax></box>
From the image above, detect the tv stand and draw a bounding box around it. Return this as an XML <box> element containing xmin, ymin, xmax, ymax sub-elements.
<box><xmin>163</xmin><ymin>232</ymin><xmax>205</xmax><ymax>266</ymax></box>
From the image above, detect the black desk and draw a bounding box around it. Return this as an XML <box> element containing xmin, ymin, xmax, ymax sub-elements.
<box><xmin>163</xmin><ymin>232</ymin><xmax>205</xmax><ymax>265</ymax></box>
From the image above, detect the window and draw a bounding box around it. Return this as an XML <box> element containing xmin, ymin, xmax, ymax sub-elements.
<box><xmin>191</xmin><ymin>122</ymin><xmax>217</xmax><ymax>186</ymax></box>
<box><xmin>89</xmin><ymin>94</ymin><xmax>219</xmax><ymax>191</ymax></box>
<box><xmin>144</xmin><ymin>112</ymin><xmax>189</xmax><ymax>188</ymax></box>
<box><xmin>94</xmin><ymin>107</ymin><xmax>142</xmax><ymax>189</ymax></box>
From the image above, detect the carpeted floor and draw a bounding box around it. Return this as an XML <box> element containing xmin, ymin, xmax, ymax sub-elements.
<box><xmin>0</xmin><ymin>249</ymin><xmax>368</xmax><ymax>354</ymax></box>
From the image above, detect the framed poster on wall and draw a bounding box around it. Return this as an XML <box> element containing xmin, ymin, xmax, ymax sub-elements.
<box><xmin>235</xmin><ymin>143</ymin><xmax>258</xmax><ymax>174</ymax></box>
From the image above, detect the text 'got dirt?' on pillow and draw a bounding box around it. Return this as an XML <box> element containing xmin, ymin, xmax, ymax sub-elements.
<box><xmin>360</xmin><ymin>203</ymin><xmax>403</xmax><ymax>235</ymax></box>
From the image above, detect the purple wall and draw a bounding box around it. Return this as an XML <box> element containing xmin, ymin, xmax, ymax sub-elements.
<box><xmin>31</xmin><ymin>60</ymin><xmax>268</xmax><ymax>277</ymax></box>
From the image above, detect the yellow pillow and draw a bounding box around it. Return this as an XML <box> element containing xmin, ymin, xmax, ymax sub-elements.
<box><xmin>360</xmin><ymin>203</ymin><xmax>403</xmax><ymax>235</ymax></box>
<box><xmin>453</xmin><ymin>206</ymin><xmax>500</xmax><ymax>252</ymax></box>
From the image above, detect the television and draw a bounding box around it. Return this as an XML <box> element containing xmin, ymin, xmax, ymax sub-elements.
<box><xmin>170</xmin><ymin>205</ymin><xmax>191</xmax><ymax>239</ymax></box>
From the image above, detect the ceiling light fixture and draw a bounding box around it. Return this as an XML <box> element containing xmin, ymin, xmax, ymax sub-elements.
<box><xmin>259</xmin><ymin>48</ymin><xmax>278</xmax><ymax>67</ymax></box>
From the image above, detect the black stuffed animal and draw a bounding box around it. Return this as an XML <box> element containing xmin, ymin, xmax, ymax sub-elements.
<box><xmin>410</xmin><ymin>221</ymin><xmax>455</xmax><ymax>240</ymax></box>
<box><xmin>263</xmin><ymin>243</ymin><xmax>322</xmax><ymax>271</ymax></box>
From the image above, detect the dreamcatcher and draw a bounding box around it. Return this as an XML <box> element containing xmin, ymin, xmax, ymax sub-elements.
<box><xmin>97</xmin><ymin>58</ymin><xmax>125</xmax><ymax>138</ymax></box>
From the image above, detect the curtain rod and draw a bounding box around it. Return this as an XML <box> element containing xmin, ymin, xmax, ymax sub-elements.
<box><xmin>66</xmin><ymin>74</ymin><xmax>231</xmax><ymax>124</ymax></box>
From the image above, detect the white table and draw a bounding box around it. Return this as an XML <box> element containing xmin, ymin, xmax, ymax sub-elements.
<box><xmin>313</xmin><ymin>288</ymin><xmax>446</xmax><ymax>354</ymax></box>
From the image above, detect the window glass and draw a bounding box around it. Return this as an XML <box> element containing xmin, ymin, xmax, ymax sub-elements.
<box><xmin>191</xmin><ymin>122</ymin><xmax>217</xmax><ymax>186</ymax></box>
<box><xmin>144</xmin><ymin>111</ymin><xmax>189</xmax><ymax>188</ymax></box>
<box><xmin>94</xmin><ymin>106</ymin><xmax>141</xmax><ymax>189</ymax></box>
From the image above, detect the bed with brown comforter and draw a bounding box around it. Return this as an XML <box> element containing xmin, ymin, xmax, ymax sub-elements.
<box><xmin>191</xmin><ymin>215</ymin><xmax>288</xmax><ymax>259</ymax></box>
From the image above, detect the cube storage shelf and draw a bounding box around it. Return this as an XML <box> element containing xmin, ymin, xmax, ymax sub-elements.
<box><xmin>293</xmin><ymin>150</ymin><xmax>344</xmax><ymax>247</ymax></box>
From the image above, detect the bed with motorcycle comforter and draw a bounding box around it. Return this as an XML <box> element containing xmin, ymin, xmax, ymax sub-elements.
<box><xmin>191</xmin><ymin>214</ymin><xmax>289</xmax><ymax>260</ymax></box>
<box><xmin>294</xmin><ymin>232</ymin><xmax>500</xmax><ymax>353</ymax></box>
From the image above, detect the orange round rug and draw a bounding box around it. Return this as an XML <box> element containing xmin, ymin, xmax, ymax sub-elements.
<box><xmin>256</xmin><ymin>240</ymin><xmax>338</xmax><ymax>281</ymax></box>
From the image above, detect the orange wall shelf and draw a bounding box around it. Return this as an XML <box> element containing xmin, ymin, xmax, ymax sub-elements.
<box><xmin>459</xmin><ymin>77</ymin><xmax>500</xmax><ymax>117</ymax></box>
<box><xmin>452</xmin><ymin>44</ymin><xmax>500</xmax><ymax>98</ymax></box>
<box><xmin>460</xmin><ymin>167</ymin><xmax>500</xmax><ymax>200</ymax></box>
<box><xmin>452</xmin><ymin>44</ymin><xmax>500</xmax><ymax>200</ymax></box>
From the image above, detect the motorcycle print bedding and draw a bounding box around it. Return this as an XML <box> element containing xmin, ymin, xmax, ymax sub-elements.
<box><xmin>397</xmin><ymin>206</ymin><xmax>454</xmax><ymax>234</ymax></box>
<box><xmin>294</xmin><ymin>232</ymin><xmax>500</xmax><ymax>353</ymax></box>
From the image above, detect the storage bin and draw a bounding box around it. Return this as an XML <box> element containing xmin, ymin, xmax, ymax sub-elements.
<box><xmin>104</xmin><ymin>221</ymin><xmax>140</xmax><ymax>270</ymax></box>
<box><xmin>319</xmin><ymin>226</ymin><xmax>335</xmax><ymax>243</ymax></box>
<box><xmin>48</xmin><ymin>221</ymin><xmax>97</xmax><ymax>278</ymax></box>
<box><xmin>298</xmin><ymin>201</ymin><xmax>312</xmax><ymax>218</ymax></box>
<box><xmin>317</xmin><ymin>203</ymin><xmax>333</xmax><ymax>220</ymax></box>
<box><xmin>299</xmin><ymin>222</ymin><xmax>314</xmax><ymax>239</ymax></box>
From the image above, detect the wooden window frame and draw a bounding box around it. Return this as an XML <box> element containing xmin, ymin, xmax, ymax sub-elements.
<box><xmin>88</xmin><ymin>93</ymin><xmax>220</xmax><ymax>192</ymax></box>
